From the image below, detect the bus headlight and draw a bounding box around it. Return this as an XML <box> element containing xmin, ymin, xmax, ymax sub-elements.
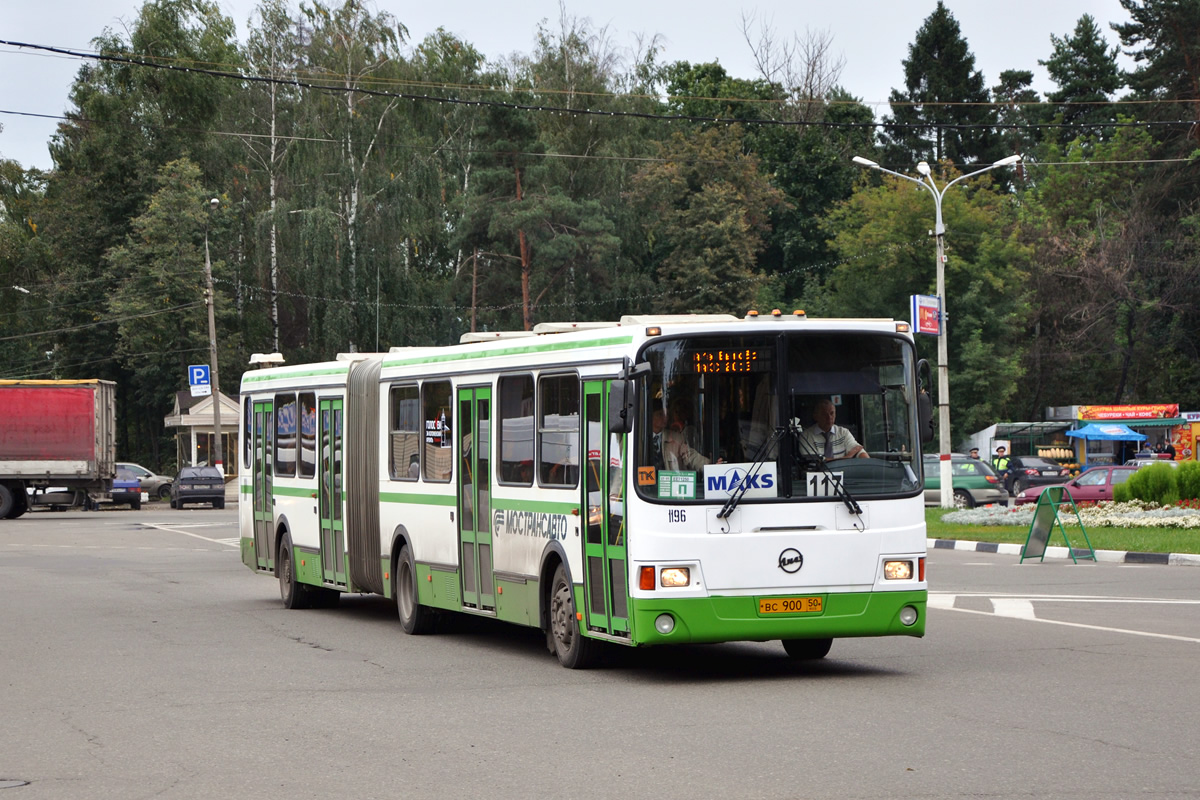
<box><xmin>655</xmin><ymin>614</ymin><xmax>675</xmax><ymax>634</ymax></box>
<box><xmin>660</xmin><ymin>567</ymin><xmax>690</xmax><ymax>588</ymax></box>
<box><xmin>899</xmin><ymin>606</ymin><xmax>919</xmax><ymax>626</ymax></box>
<box><xmin>883</xmin><ymin>560</ymin><xmax>913</xmax><ymax>580</ymax></box>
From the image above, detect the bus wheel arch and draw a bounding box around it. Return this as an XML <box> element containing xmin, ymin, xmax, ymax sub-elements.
<box><xmin>536</xmin><ymin>542</ymin><xmax>571</xmax><ymax>637</ymax></box>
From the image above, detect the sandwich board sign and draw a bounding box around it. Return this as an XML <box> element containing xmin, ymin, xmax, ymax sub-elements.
<box><xmin>188</xmin><ymin>364</ymin><xmax>212</xmax><ymax>398</ymax></box>
<box><xmin>1020</xmin><ymin>486</ymin><xmax>1096</xmax><ymax>564</ymax></box>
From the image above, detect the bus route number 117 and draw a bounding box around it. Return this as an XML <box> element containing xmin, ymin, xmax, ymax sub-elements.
<box><xmin>808</xmin><ymin>472</ymin><xmax>845</xmax><ymax>497</ymax></box>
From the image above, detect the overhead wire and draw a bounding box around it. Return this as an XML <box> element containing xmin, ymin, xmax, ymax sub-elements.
<box><xmin>1</xmin><ymin>39</ymin><xmax>1196</xmax><ymax>131</ymax></box>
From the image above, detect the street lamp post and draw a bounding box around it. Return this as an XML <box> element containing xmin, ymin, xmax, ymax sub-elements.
<box><xmin>203</xmin><ymin>197</ymin><xmax>224</xmax><ymax>475</ymax></box>
<box><xmin>852</xmin><ymin>154</ymin><xmax>1022</xmax><ymax>508</ymax></box>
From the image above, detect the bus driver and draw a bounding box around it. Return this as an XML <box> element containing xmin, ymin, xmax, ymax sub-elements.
<box><xmin>799</xmin><ymin>398</ymin><xmax>868</xmax><ymax>460</ymax></box>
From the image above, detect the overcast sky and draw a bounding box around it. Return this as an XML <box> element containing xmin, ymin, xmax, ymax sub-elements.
<box><xmin>2</xmin><ymin>0</ymin><xmax>1135</xmax><ymax>171</ymax></box>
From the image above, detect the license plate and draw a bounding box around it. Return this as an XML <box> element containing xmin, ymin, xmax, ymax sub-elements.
<box><xmin>758</xmin><ymin>596</ymin><xmax>823</xmax><ymax>614</ymax></box>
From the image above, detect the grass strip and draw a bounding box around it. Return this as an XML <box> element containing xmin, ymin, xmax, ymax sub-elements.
<box><xmin>925</xmin><ymin>508</ymin><xmax>1200</xmax><ymax>555</ymax></box>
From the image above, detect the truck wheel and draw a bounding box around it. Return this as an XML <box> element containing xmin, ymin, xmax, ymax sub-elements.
<box><xmin>0</xmin><ymin>485</ymin><xmax>15</xmax><ymax>519</ymax></box>
<box><xmin>10</xmin><ymin>491</ymin><xmax>28</xmax><ymax>519</ymax></box>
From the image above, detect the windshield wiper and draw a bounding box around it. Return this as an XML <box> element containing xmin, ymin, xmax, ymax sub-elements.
<box><xmin>792</xmin><ymin>424</ymin><xmax>864</xmax><ymax>517</ymax></box>
<box><xmin>717</xmin><ymin>425</ymin><xmax>786</xmax><ymax>519</ymax></box>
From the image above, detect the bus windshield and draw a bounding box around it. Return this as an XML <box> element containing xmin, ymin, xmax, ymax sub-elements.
<box><xmin>637</xmin><ymin>332</ymin><xmax>921</xmax><ymax>503</ymax></box>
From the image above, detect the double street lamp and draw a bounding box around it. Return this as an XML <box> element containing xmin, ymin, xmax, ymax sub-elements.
<box><xmin>852</xmin><ymin>153</ymin><xmax>1022</xmax><ymax>508</ymax></box>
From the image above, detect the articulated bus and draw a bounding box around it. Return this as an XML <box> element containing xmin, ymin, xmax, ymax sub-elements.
<box><xmin>239</xmin><ymin>313</ymin><xmax>932</xmax><ymax>668</ymax></box>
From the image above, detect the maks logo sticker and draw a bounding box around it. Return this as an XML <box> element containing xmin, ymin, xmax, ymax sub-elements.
<box><xmin>702</xmin><ymin>462</ymin><xmax>778</xmax><ymax>499</ymax></box>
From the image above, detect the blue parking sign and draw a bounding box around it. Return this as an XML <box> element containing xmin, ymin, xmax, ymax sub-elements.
<box><xmin>188</xmin><ymin>364</ymin><xmax>212</xmax><ymax>397</ymax></box>
<box><xmin>189</xmin><ymin>365</ymin><xmax>211</xmax><ymax>386</ymax></box>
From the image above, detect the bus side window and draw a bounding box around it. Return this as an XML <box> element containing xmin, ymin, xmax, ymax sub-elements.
<box><xmin>538</xmin><ymin>373</ymin><xmax>579</xmax><ymax>488</ymax></box>
<box><xmin>422</xmin><ymin>381</ymin><xmax>453</xmax><ymax>482</ymax></box>
<box><xmin>389</xmin><ymin>383</ymin><xmax>420</xmax><ymax>481</ymax></box>
<box><xmin>498</xmin><ymin>374</ymin><xmax>534</xmax><ymax>486</ymax></box>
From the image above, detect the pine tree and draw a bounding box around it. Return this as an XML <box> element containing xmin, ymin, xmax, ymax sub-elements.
<box><xmin>1040</xmin><ymin>14</ymin><xmax>1123</xmax><ymax>144</ymax></box>
<box><xmin>882</xmin><ymin>2</ymin><xmax>998</xmax><ymax>167</ymax></box>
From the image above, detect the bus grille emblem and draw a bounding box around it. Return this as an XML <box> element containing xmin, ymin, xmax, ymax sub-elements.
<box><xmin>778</xmin><ymin>548</ymin><xmax>803</xmax><ymax>573</ymax></box>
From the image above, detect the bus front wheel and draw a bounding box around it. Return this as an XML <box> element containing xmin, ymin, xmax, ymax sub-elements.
<box><xmin>548</xmin><ymin>564</ymin><xmax>598</xmax><ymax>669</ymax></box>
<box><xmin>394</xmin><ymin>543</ymin><xmax>434</xmax><ymax>634</ymax></box>
<box><xmin>782</xmin><ymin>638</ymin><xmax>832</xmax><ymax>660</ymax></box>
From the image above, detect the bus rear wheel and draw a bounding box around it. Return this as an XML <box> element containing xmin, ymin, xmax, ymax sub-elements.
<box><xmin>548</xmin><ymin>564</ymin><xmax>598</xmax><ymax>669</ymax></box>
<box><xmin>394</xmin><ymin>543</ymin><xmax>434</xmax><ymax>634</ymax></box>
<box><xmin>278</xmin><ymin>532</ymin><xmax>312</xmax><ymax>610</ymax></box>
<box><xmin>782</xmin><ymin>638</ymin><xmax>832</xmax><ymax>660</ymax></box>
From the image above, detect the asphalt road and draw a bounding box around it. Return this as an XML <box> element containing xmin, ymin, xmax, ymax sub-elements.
<box><xmin>2</xmin><ymin>506</ymin><xmax>1198</xmax><ymax>799</ymax></box>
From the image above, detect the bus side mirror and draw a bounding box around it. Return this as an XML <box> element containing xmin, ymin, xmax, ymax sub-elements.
<box><xmin>609</xmin><ymin>379</ymin><xmax>634</xmax><ymax>435</ymax></box>
<box><xmin>917</xmin><ymin>359</ymin><xmax>935</xmax><ymax>443</ymax></box>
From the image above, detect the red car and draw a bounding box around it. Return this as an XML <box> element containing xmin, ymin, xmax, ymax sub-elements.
<box><xmin>1015</xmin><ymin>465</ymin><xmax>1137</xmax><ymax>505</ymax></box>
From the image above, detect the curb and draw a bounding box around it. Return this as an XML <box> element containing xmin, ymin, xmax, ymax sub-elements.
<box><xmin>927</xmin><ymin>538</ymin><xmax>1200</xmax><ymax>567</ymax></box>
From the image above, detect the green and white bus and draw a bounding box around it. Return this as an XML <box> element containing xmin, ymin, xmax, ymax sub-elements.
<box><xmin>239</xmin><ymin>312</ymin><xmax>931</xmax><ymax>668</ymax></box>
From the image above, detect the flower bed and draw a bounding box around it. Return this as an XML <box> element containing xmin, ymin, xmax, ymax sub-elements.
<box><xmin>943</xmin><ymin>499</ymin><xmax>1200</xmax><ymax>529</ymax></box>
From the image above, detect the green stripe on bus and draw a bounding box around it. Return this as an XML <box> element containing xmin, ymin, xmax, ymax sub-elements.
<box><xmin>271</xmin><ymin>485</ymin><xmax>315</xmax><ymax>498</ymax></box>
<box><xmin>242</xmin><ymin>365</ymin><xmax>349</xmax><ymax>384</ymax></box>
<box><xmin>493</xmin><ymin>499</ymin><xmax>579</xmax><ymax>515</ymax></box>
<box><xmin>628</xmin><ymin>590</ymin><xmax>927</xmax><ymax>646</ymax></box>
<box><xmin>382</xmin><ymin>334</ymin><xmax>633</xmax><ymax>368</ymax></box>
<box><xmin>380</xmin><ymin>492</ymin><xmax>457</xmax><ymax>506</ymax></box>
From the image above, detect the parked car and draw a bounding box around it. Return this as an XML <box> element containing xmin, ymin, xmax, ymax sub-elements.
<box><xmin>1003</xmin><ymin>455</ymin><xmax>1071</xmax><ymax>495</ymax></box>
<box><xmin>1125</xmin><ymin>457</ymin><xmax>1178</xmax><ymax>468</ymax></box>
<box><xmin>169</xmin><ymin>466</ymin><xmax>226</xmax><ymax>509</ymax></box>
<box><xmin>1015</xmin><ymin>464</ymin><xmax>1138</xmax><ymax>506</ymax></box>
<box><xmin>109</xmin><ymin>467</ymin><xmax>143</xmax><ymax>510</ymax></box>
<box><xmin>923</xmin><ymin>454</ymin><xmax>1008</xmax><ymax>508</ymax></box>
<box><xmin>116</xmin><ymin>462</ymin><xmax>175</xmax><ymax>499</ymax></box>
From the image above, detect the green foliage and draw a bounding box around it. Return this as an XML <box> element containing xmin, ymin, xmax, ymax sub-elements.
<box><xmin>7</xmin><ymin>0</ymin><xmax>1200</xmax><ymax>475</ymax></box>
<box><xmin>629</xmin><ymin>125</ymin><xmax>787</xmax><ymax>314</ymax></box>
<box><xmin>1113</xmin><ymin>481</ymin><xmax>1132</xmax><ymax>504</ymax></box>
<box><xmin>1124</xmin><ymin>463</ymin><xmax>1177</xmax><ymax>504</ymax></box>
<box><xmin>1176</xmin><ymin>461</ymin><xmax>1200</xmax><ymax>501</ymax></box>
<box><xmin>820</xmin><ymin>163</ymin><xmax>1030</xmax><ymax>441</ymax></box>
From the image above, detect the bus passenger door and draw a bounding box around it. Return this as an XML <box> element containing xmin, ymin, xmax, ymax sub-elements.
<box><xmin>252</xmin><ymin>401</ymin><xmax>274</xmax><ymax>571</ymax></box>
<box><xmin>457</xmin><ymin>386</ymin><xmax>493</xmax><ymax>611</ymax></box>
<box><xmin>583</xmin><ymin>381</ymin><xmax>629</xmax><ymax>637</ymax></box>
<box><xmin>319</xmin><ymin>397</ymin><xmax>347</xmax><ymax>588</ymax></box>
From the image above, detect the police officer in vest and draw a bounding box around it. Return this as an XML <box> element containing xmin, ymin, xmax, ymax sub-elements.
<box><xmin>992</xmin><ymin>445</ymin><xmax>1013</xmax><ymax>494</ymax></box>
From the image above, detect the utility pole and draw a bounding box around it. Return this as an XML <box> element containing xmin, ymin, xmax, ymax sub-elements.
<box><xmin>853</xmin><ymin>154</ymin><xmax>1021</xmax><ymax>507</ymax></box>
<box><xmin>204</xmin><ymin>197</ymin><xmax>224</xmax><ymax>475</ymax></box>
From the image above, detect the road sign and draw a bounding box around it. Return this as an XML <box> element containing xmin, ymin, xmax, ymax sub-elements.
<box><xmin>188</xmin><ymin>364</ymin><xmax>212</xmax><ymax>398</ymax></box>
<box><xmin>911</xmin><ymin>294</ymin><xmax>942</xmax><ymax>336</ymax></box>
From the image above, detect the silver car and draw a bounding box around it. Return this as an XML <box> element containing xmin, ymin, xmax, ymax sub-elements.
<box><xmin>116</xmin><ymin>462</ymin><xmax>175</xmax><ymax>500</ymax></box>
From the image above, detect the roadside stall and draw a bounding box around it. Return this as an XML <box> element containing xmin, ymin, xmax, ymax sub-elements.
<box><xmin>1074</xmin><ymin>404</ymin><xmax>1188</xmax><ymax>465</ymax></box>
<box><xmin>1065</xmin><ymin>423</ymin><xmax>1146</xmax><ymax>468</ymax></box>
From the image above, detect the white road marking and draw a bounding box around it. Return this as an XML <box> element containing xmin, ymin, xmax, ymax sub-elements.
<box><xmin>930</xmin><ymin>591</ymin><xmax>1200</xmax><ymax>644</ymax></box>
<box><xmin>991</xmin><ymin>598</ymin><xmax>1036</xmax><ymax>619</ymax></box>
<box><xmin>140</xmin><ymin>523</ymin><xmax>240</xmax><ymax>547</ymax></box>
